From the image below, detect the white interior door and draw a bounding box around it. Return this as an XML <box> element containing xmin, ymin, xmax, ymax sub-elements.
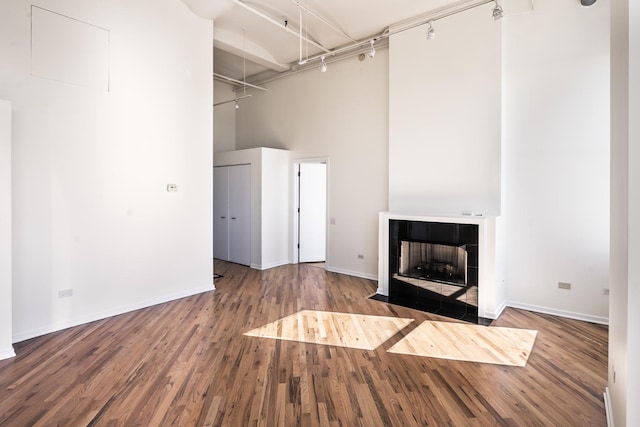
<box><xmin>298</xmin><ymin>163</ymin><xmax>326</xmax><ymax>263</ymax></box>
<box><xmin>228</xmin><ymin>164</ymin><xmax>251</xmax><ymax>266</ymax></box>
<box><xmin>213</xmin><ymin>166</ymin><xmax>229</xmax><ymax>260</ymax></box>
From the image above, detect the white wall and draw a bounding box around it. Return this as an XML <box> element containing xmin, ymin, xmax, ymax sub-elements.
<box><xmin>389</xmin><ymin>4</ymin><xmax>502</xmax><ymax>216</ymax></box>
<box><xmin>0</xmin><ymin>100</ymin><xmax>14</xmax><ymax>359</ymax></box>
<box><xmin>235</xmin><ymin>52</ymin><xmax>389</xmax><ymax>279</ymax></box>
<box><xmin>503</xmin><ymin>0</ymin><xmax>610</xmax><ymax>322</ymax></box>
<box><xmin>0</xmin><ymin>0</ymin><xmax>213</xmax><ymax>342</ymax></box>
<box><xmin>260</xmin><ymin>148</ymin><xmax>291</xmax><ymax>269</ymax></box>
<box><xmin>214</xmin><ymin>80</ymin><xmax>236</xmax><ymax>153</ymax></box>
<box><xmin>610</xmin><ymin>0</ymin><xmax>640</xmax><ymax>424</ymax></box>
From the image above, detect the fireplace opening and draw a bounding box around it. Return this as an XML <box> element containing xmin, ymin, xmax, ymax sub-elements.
<box><xmin>387</xmin><ymin>220</ymin><xmax>480</xmax><ymax>323</ymax></box>
<box><xmin>399</xmin><ymin>241</ymin><xmax>468</xmax><ymax>286</ymax></box>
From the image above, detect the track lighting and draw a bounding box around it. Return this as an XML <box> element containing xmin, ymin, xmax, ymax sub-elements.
<box><xmin>492</xmin><ymin>1</ymin><xmax>504</xmax><ymax>20</ymax></box>
<box><xmin>368</xmin><ymin>40</ymin><xmax>376</xmax><ymax>58</ymax></box>
<box><xmin>319</xmin><ymin>56</ymin><xmax>327</xmax><ymax>72</ymax></box>
<box><xmin>426</xmin><ymin>21</ymin><xmax>436</xmax><ymax>40</ymax></box>
<box><xmin>580</xmin><ymin>0</ymin><xmax>597</xmax><ymax>5</ymax></box>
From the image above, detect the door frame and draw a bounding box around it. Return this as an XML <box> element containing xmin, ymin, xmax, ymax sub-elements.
<box><xmin>292</xmin><ymin>157</ymin><xmax>329</xmax><ymax>266</ymax></box>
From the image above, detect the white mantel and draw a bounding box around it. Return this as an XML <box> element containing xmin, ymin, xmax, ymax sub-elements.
<box><xmin>378</xmin><ymin>212</ymin><xmax>506</xmax><ymax>320</ymax></box>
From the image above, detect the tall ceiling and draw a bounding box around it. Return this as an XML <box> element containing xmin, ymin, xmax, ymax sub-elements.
<box><xmin>180</xmin><ymin>0</ymin><xmax>531</xmax><ymax>84</ymax></box>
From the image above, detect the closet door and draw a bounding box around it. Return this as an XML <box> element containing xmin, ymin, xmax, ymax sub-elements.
<box><xmin>213</xmin><ymin>166</ymin><xmax>229</xmax><ymax>260</ymax></box>
<box><xmin>228</xmin><ymin>164</ymin><xmax>251</xmax><ymax>266</ymax></box>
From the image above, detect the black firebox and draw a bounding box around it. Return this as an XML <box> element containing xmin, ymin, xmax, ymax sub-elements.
<box><xmin>388</xmin><ymin>220</ymin><xmax>480</xmax><ymax>323</ymax></box>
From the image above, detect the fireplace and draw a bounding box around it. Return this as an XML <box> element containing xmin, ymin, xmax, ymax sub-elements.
<box><xmin>377</xmin><ymin>213</ymin><xmax>504</xmax><ymax>325</ymax></box>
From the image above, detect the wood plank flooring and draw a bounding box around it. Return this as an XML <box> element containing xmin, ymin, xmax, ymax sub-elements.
<box><xmin>387</xmin><ymin>320</ymin><xmax>537</xmax><ymax>367</ymax></box>
<box><xmin>0</xmin><ymin>261</ymin><xmax>608</xmax><ymax>426</ymax></box>
<box><xmin>244</xmin><ymin>310</ymin><xmax>414</xmax><ymax>350</ymax></box>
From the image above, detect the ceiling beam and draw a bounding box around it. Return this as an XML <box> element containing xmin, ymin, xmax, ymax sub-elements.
<box><xmin>214</xmin><ymin>28</ymin><xmax>290</xmax><ymax>73</ymax></box>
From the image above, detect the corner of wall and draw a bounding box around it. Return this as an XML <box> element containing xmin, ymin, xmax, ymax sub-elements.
<box><xmin>0</xmin><ymin>100</ymin><xmax>13</xmax><ymax>355</ymax></box>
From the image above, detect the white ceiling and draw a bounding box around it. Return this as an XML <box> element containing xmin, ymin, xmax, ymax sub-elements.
<box><xmin>180</xmin><ymin>0</ymin><xmax>532</xmax><ymax>84</ymax></box>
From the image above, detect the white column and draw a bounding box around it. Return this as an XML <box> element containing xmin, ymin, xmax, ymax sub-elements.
<box><xmin>0</xmin><ymin>100</ymin><xmax>14</xmax><ymax>360</ymax></box>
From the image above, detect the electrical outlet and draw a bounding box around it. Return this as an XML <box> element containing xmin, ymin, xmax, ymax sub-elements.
<box><xmin>167</xmin><ymin>184</ymin><xmax>178</xmax><ymax>192</ymax></box>
<box><xmin>330</xmin><ymin>218</ymin><xmax>336</xmax><ymax>225</ymax></box>
<box><xmin>558</xmin><ymin>282</ymin><xmax>571</xmax><ymax>290</ymax></box>
<box><xmin>357</xmin><ymin>254</ymin><xmax>364</xmax><ymax>260</ymax></box>
<box><xmin>58</xmin><ymin>289</ymin><xmax>73</xmax><ymax>298</ymax></box>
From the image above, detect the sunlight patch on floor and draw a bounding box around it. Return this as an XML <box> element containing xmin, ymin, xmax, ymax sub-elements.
<box><xmin>243</xmin><ymin>310</ymin><xmax>414</xmax><ymax>350</ymax></box>
<box><xmin>245</xmin><ymin>311</ymin><xmax>537</xmax><ymax>366</ymax></box>
<box><xmin>388</xmin><ymin>320</ymin><xmax>537</xmax><ymax>366</ymax></box>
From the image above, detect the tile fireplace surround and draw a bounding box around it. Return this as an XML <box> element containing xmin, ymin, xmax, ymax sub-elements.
<box><xmin>377</xmin><ymin>212</ymin><xmax>506</xmax><ymax>324</ymax></box>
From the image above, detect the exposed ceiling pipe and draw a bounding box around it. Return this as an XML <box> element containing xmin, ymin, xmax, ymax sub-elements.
<box><xmin>289</xmin><ymin>0</ymin><xmax>358</xmax><ymax>44</ymax></box>
<box><xmin>299</xmin><ymin>0</ymin><xmax>493</xmax><ymax>66</ymax></box>
<box><xmin>213</xmin><ymin>72</ymin><xmax>269</xmax><ymax>91</ymax></box>
<box><xmin>252</xmin><ymin>38</ymin><xmax>390</xmax><ymax>87</ymax></box>
<box><xmin>230</xmin><ymin>0</ymin><xmax>330</xmax><ymax>54</ymax></box>
<box><xmin>299</xmin><ymin>5</ymin><xmax>303</xmax><ymax>64</ymax></box>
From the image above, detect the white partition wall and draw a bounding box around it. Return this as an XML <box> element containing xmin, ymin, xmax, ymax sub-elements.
<box><xmin>0</xmin><ymin>0</ymin><xmax>213</xmax><ymax>342</ymax></box>
<box><xmin>0</xmin><ymin>100</ymin><xmax>14</xmax><ymax>360</ymax></box>
<box><xmin>214</xmin><ymin>147</ymin><xmax>290</xmax><ymax>270</ymax></box>
<box><xmin>609</xmin><ymin>0</ymin><xmax>640</xmax><ymax>424</ymax></box>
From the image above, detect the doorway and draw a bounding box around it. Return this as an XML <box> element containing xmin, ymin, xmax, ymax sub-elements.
<box><xmin>294</xmin><ymin>159</ymin><xmax>328</xmax><ymax>264</ymax></box>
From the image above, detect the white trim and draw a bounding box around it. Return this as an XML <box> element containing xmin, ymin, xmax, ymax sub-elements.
<box><xmin>486</xmin><ymin>300</ymin><xmax>507</xmax><ymax>320</ymax></box>
<box><xmin>326</xmin><ymin>266</ymin><xmax>378</xmax><ymax>281</ymax></box>
<box><xmin>291</xmin><ymin>157</ymin><xmax>330</xmax><ymax>266</ymax></box>
<box><xmin>506</xmin><ymin>301</ymin><xmax>609</xmax><ymax>325</ymax></box>
<box><xmin>604</xmin><ymin>387</ymin><xmax>614</xmax><ymax>427</ymax></box>
<box><xmin>0</xmin><ymin>347</ymin><xmax>16</xmax><ymax>361</ymax></box>
<box><xmin>12</xmin><ymin>284</ymin><xmax>214</xmax><ymax>343</ymax></box>
<box><xmin>251</xmin><ymin>260</ymin><xmax>290</xmax><ymax>271</ymax></box>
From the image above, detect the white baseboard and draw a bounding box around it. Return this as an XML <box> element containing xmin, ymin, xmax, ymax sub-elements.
<box><xmin>325</xmin><ymin>266</ymin><xmax>378</xmax><ymax>281</ymax></box>
<box><xmin>12</xmin><ymin>284</ymin><xmax>214</xmax><ymax>343</ymax></box>
<box><xmin>604</xmin><ymin>387</ymin><xmax>614</xmax><ymax>427</ymax></box>
<box><xmin>0</xmin><ymin>346</ymin><xmax>16</xmax><ymax>361</ymax></box>
<box><xmin>251</xmin><ymin>260</ymin><xmax>290</xmax><ymax>271</ymax></box>
<box><xmin>484</xmin><ymin>300</ymin><xmax>507</xmax><ymax>320</ymax></box>
<box><xmin>506</xmin><ymin>301</ymin><xmax>609</xmax><ymax>325</ymax></box>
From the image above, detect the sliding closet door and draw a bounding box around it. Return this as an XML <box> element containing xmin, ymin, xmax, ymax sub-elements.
<box><xmin>228</xmin><ymin>164</ymin><xmax>251</xmax><ymax>266</ymax></box>
<box><xmin>213</xmin><ymin>166</ymin><xmax>229</xmax><ymax>260</ymax></box>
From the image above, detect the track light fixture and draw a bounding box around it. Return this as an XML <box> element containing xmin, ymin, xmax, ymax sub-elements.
<box><xmin>426</xmin><ymin>21</ymin><xmax>436</xmax><ymax>40</ymax></box>
<box><xmin>213</xmin><ymin>94</ymin><xmax>252</xmax><ymax>108</ymax></box>
<box><xmin>492</xmin><ymin>0</ymin><xmax>504</xmax><ymax>20</ymax></box>
<box><xmin>580</xmin><ymin>0</ymin><xmax>597</xmax><ymax>5</ymax></box>
<box><xmin>244</xmin><ymin>0</ymin><xmax>509</xmax><ymax>85</ymax></box>
<box><xmin>319</xmin><ymin>56</ymin><xmax>327</xmax><ymax>72</ymax></box>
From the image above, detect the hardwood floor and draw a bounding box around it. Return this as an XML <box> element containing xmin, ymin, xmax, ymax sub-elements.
<box><xmin>0</xmin><ymin>261</ymin><xmax>608</xmax><ymax>426</ymax></box>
